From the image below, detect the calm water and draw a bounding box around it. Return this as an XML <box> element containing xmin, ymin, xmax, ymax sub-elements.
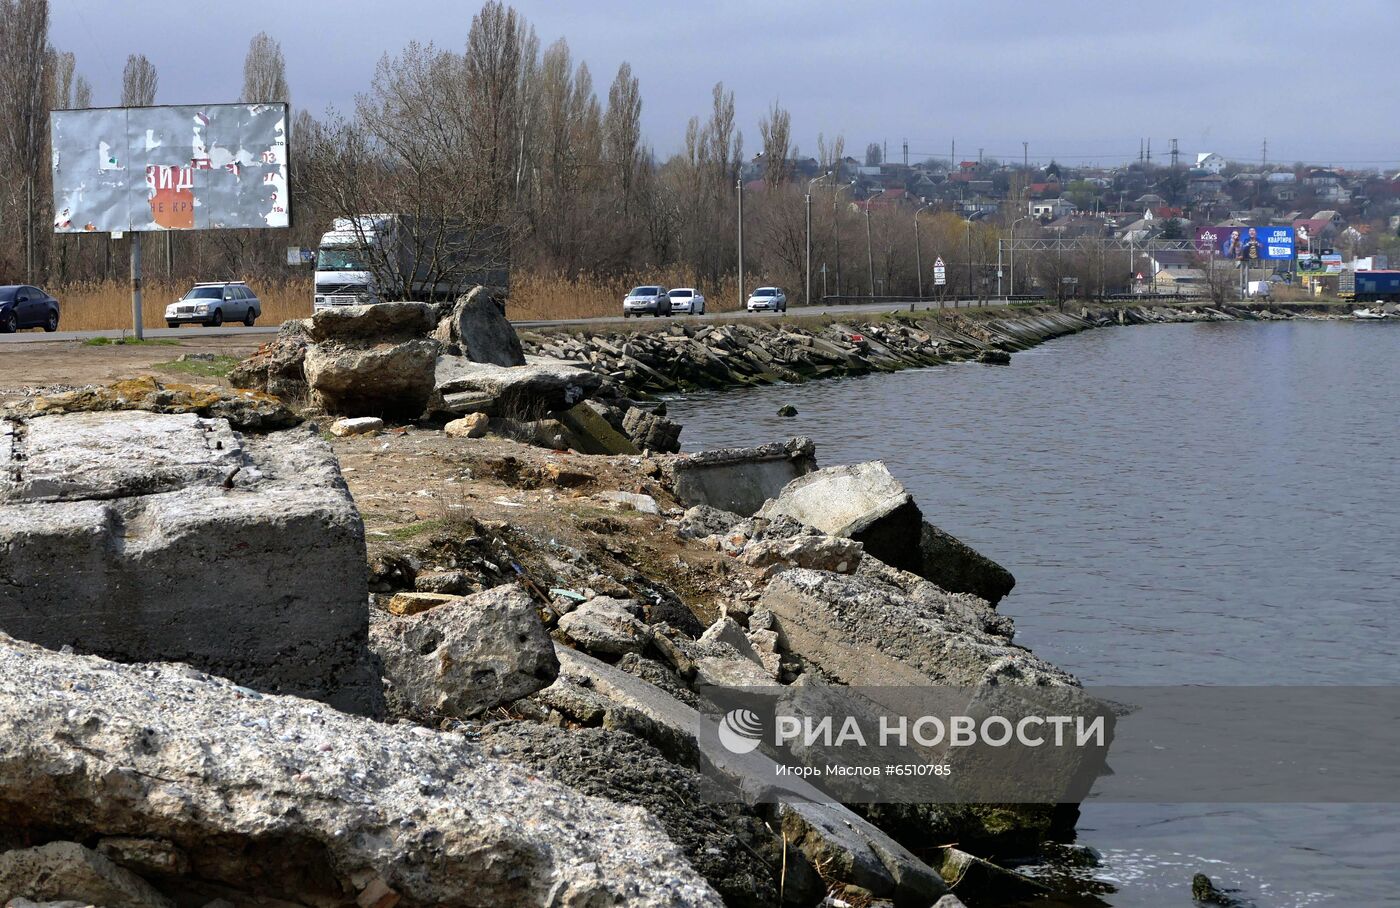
<box><xmin>667</xmin><ymin>321</ymin><xmax>1400</xmax><ymax>906</ymax></box>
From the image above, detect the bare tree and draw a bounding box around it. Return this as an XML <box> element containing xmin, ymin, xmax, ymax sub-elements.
<box><xmin>464</xmin><ymin>1</ymin><xmax>528</xmax><ymax>211</ymax></box>
<box><xmin>758</xmin><ymin>100</ymin><xmax>792</xmax><ymax>188</ymax></box>
<box><xmin>865</xmin><ymin>142</ymin><xmax>882</xmax><ymax>167</ymax></box>
<box><xmin>72</xmin><ymin>74</ymin><xmax>91</xmax><ymax>108</ymax></box>
<box><xmin>50</xmin><ymin>49</ymin><xmax>75</xmax><ymax>109</ymax></box>
<box><xmin>241</xmin><ymin>31</ymin><xmax>289</xmax><ymax>103</ymax></box>
<box><xmin>121</xmin><ymin>53</ymin><xmax>157</xmax><ymax>106</ymax></box>
<box><xmin>603</xmin><ymin>62</ymin><xmax>642</xmax><ymax>213</ymax></box>
<box><xmin>0</xmin><ymin>0</ymin><xmax>52</xmax><ymax>280</ymax></box>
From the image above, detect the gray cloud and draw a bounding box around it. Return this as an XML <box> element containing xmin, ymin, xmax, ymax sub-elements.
<box><xmin>51</xmin><ymin>0</ymin><xmax>1400</xmax><ymax>169</ymax></box>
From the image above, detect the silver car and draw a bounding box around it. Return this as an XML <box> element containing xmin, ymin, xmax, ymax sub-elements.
<box><xmin>166</xmin><ymin>282</ymin><xmax>262</xmax><ymax>328</ymax></box>
<box><xmin>622</xmin><ymin>285</ymin><xmax>673</xmax><ymax>318</ymax></box>
<box><xmin>745</xmin><ymin>286</ymin><xmax>787</xmax><ymax>313</ymax></box>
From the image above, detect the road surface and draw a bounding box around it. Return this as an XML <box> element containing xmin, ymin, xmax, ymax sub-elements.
<box><xmin>0</xmin><ymin>298</ymin><xmax>991</xmax><ymax>345</ymax></box>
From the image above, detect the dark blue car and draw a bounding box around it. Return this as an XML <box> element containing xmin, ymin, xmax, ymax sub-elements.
<box><xmin>0</xmin><ymin>284</ymin><xmax>60</xmax><ymax>333</ymax></box>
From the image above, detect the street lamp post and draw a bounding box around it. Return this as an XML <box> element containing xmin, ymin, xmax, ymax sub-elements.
<box><xmin>914</xmin><ymin>200</ymin><xmax>933</xmax><ymax>299</ymax></box>
<box><xmin>736</xmin><ymin>179</ymin><xmax>744</xmax><ymax>310</ymax></box>
<box><xmin>1007</xmin><ymin>215</ymin><xmax>1030</xmax><ymax>297</ymax></box>
<box><xmin>864</xmin><ymin>188</ymin><xmax>886</xmax><ymax>299</ymax></box>
<box><xmin>965</xmin><ymin>220</ymin><xmax>973</xmax><ymax>304</ymax></box>
<box><xmin>806</xmin><ymin>172</ymin><xmax>832</xmax><ymax>307</ymax></box>
<box><xmin>832</xmin><ymin>181</ymin><xmax>854</xmax><ymax>297</ymax></box>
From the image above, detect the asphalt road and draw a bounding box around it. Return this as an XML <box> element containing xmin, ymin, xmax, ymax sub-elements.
<box><xmin>0</xmin><ymin>298</ymin><xmax>989</xmax><ymax>345</ymax></box>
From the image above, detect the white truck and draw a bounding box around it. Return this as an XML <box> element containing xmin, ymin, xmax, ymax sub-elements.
<box><xmin>313</xmin><ymin>214</ymin><xmax>508</xmax><ymax>311</ymax></box>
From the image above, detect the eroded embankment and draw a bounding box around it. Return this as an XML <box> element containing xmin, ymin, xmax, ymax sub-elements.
<box><xmin>519</xmin><ymin>302</ymin><xmax>1345</xmax><ymax>397</ymax></box>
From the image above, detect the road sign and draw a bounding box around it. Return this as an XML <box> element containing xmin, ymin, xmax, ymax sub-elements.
<box><xmin>933</xmin><ymin>256</ymin><xmax>946</xmax><ymax>286</ymax></box>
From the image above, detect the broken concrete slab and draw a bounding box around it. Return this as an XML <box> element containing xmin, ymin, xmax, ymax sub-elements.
<box><xmin>330</xmin><ymin>416</ymin><xmax>384</xmax><ymax>437</ymax></box>
<box><xmin>758</xmin><ymin>568</ymin><xmax>1068</xmax><ymax>689</ymax></box>
<box><xmin>622</xmin><ymin>406</ymin><xmax>682</xmax><ymax>454</ymax></box>
<box><xmin>554</xmin><ymin>403</ymin><xmax>640</xmax><ymax>455</ymax></box>
<box><xmin>670</xmin><ymin>436</ymin><xmax>817</xmax><ymax>517</ymax></box>
<box><xmin>385</xmin><ymin>591</ymin><xmax>458</xmax><ymax>617</ymax></box>
<box><xmin>432</xmin><ymin>287</ymin><xmax>526</xmax><ymax>367</ymax></box>
<box><xmin>759</xmin><ymin>461</ymin><xmax>1014</xmax><ymax>604</ymax></box>
<box><xmin>444</xmin><ymin>412</ymin><xmax>489</xmax><ymax>438</ymax></box>
<box><xmin>428</xmin><ymin>356</ymin><xmax>605</xmax><ymax>418</ymax></box>
<box><xmin>302</xmin><ymin>302</ymin><xmax>437</xmax><ymax>344</ymax></box>
<box><xmin>0</xmin><ymin>841</ymin><xmax>172</xmax><ymax>908</ymax></box>
<box><xmin>552</xmin><ymin>647</ymin><xmax>947</xmax><ymax>904</ymax></box>
<box><xmin>371</xmin><ymin>584</ymin><xmax>558</xmax><ymax>720</ymax></box>
<box><xmin>0</xmin><ymin>634</ymin><xmax>720</xmax><ymax>907</ymax></box>
<box><xmin>304</xmin><ymin>338</ymin><xmax>441</xmax><ymax>419</ymax></box>
<box><xmin>557</xmin><ymin>597</ymin><xmax>652</xmax><ymax>656</ymax></box>
<box><xmin>8</xmin><ymin>376</ymin><xmax>301</xmax><ymax>434</ymax></box>
<box><xmin>0</xmin><ymin>411</ymin><xmax>380</xmax><ymax>715</ymax></box>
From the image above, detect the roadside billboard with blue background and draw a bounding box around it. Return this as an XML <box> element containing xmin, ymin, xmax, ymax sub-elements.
<box><xmin>1194</xmin><ymin>225</ymin><xmax>1295</xmax><ymax>261</ymax></box>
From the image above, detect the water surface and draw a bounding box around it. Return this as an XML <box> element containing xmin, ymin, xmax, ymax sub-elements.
<box><xmin>667</xmin><ymin>321</ymin><xmax>1400</xmax><ymax>906</ymax></box>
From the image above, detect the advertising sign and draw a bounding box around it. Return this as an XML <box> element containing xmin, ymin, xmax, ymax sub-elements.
<box><xmin>1194</xmin><ymin>225</ymin><xmax>1295</xmax><ymax>262</ymax></box>
<box><xmin>51</xmin><ymin>103</ymin><xmax>289</xmax><ymax>233</ymax></box>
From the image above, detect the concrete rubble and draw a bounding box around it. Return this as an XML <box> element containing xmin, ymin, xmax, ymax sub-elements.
<box><xmin>0</xmin><ymin>409</ymin><xmax>381</xmax><ymax>715</ymax></box>
<box><xmin>670</xmin><ymin>436</ymin><xmax>817</xmax><ymax>516</ymax></box>
<box><xmin>0</xmin><ymin>300</ymin><xmax>1168</xmax><ymax>905</ymax></box>
<box><xmin>370</xmin><ymin>584</ymin><xmax>559</xmax><ymax>720</ymax></box>
<box><xmin>760</xmin><ymin>461</ymin><xmax>1015</xmax><ymax>604</ymax></box>
<box><xmin>0</xmin><ymin>633</ymin><xmax>719</xmax><ymax>907</ymax></box>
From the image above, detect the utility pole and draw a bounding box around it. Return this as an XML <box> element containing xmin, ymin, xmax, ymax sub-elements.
<box><xmin>130</xmin><ymin>233</ymin><xmax>145</xmax><ymax>340</ymax></box>
<box><xmin>806</xmin><ymin>172</ymin><xmax>832</xmax><ymax>307</ymax></box>
<box><xmin>1262</xmin><ymin>139</ymin><xmax>1268</xmax><ymax>169</ymax></box>
<box><xmin>1146</xmin><ymin>138</ymin><xmax>1152</xmax><ymax>165</ymax></box>
<box><xmin>966</xmin><ymin>221</ymin><xmax>973</xmax><ymax>302</ymax></box>
<box><xmin>914</xmin><ymin>201</ymin><xmax>932</xmax><ymax>298</ymax></box>
<box><xmin>864</xmin><ymin>188</ymin><xmax>885</xmax><ymax>299</ymax></box>
<box><xmin>902</xmin><ymin>138</ymin><xmax>909</xmax><ymax>167</ymax></box>
<box><xmin>736</xmin><ymin>179</ymin><xmax>745</xmax><ymax>310</ymax></box>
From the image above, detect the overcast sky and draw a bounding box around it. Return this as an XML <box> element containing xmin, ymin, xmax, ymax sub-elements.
<box><xmin>50</xmin><ymin>0</ymin><xmax>1400</xmax><ymax>170</ymax></box>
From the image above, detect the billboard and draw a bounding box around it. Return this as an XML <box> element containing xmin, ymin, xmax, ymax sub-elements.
<box><xmin>1194</xmin><ymin>225</ymin><xmax>1295</xmax><ymax>261</ymax></box>
<box><xmin>51</xmin><ymin>103</ymin><xmax>288</xmax><ymax>233</ymax></box>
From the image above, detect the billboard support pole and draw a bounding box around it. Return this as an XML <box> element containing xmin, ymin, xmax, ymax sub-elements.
<box><xmin>130</xmin><ymin>233</ymin><xmax>144</xmax><ymax>340</ymax></box>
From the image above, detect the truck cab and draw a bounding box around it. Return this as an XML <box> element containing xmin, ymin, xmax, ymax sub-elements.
<box><xmin>313</xmin><ymin>216</ymin><xmax>387</xmax><ymax>311</ymax></box>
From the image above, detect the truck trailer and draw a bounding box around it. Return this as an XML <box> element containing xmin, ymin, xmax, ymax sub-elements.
<box><xmin>1339</xmin><ymin>270</ymin><xmax>1400</xmax><ymax>303</ymax></box>
<box><xmin>313</xmin><ymin>214</ymin><xmax>508</xmax><ymax>311</ymax></box>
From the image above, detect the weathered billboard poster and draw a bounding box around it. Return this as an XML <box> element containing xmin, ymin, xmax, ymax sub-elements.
<box><xmin>51</xmin><ymin>103</ymin><xmax>288</xmax><ymax>233</ymax></box>
<box><xmin>1194</xmin><ymin>225</ymin><xmax>1295</xmax><ymax>261</ymax></box>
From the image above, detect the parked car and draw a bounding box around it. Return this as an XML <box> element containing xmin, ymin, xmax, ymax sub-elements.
<box><xmin>622</xmin><ymin>285</ymin><xmax>673</xmax><ymax>318</ymax></box>
<box><xmin>667</xmin><ymin>288</ymin><xmax>706</xmax><ymax>315</ymax></box>
<box><xmin>0</xmin><ymin>284</ymin><xmax>60</xmax><ymax>333</ymax></box>
<box><xmin>745</xmin><ymin>286</ymin><xmax>787</xmax><ymax>313</ymax></box>
<box><xmin>165</xmin><ymin>282</ymin><xmax>261</xmax><ymax>328</ymax></box>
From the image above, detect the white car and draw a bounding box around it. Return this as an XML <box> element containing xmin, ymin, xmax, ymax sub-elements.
<box><xmin>668</xmin><ymin>288</ymin><xmax>706</xmax><ymax>315</ymax></box>
<box><xmin>746</xmin><ymin>286</ymin><xmax>787</xmax><ymax>313</ymax></box>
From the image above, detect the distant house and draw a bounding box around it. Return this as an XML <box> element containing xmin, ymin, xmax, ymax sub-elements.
<box><xmin>1148</xmin><ymin>249</ymin><xmax>1195</xmax><ymax>273</ymax></box>
<box><xmin>1195</xmin><ymin>152</ymin><xmax>1226</xmax><ymax>174</ymax></box>
<box><xmin>1031</xmin><ymin>198</ymin><xmax>1077</xmax><ymax>220</ymax></box>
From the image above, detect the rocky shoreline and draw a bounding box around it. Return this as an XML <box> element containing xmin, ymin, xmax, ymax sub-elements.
<box><xmin>519</xmin><ymin>301</ymin><xmax>1349</xmax><ymax>399</ymax></box>
<box><xmin>0</xmin><ymin>295</ymin><xmax>1307</xmax><ymax>907</ymax></box>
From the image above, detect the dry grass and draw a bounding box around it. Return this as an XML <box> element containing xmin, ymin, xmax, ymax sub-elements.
<box><xmin>507</xmin><ymin>271</ymin><xmax>768</xmax><ymax>321</ymax></box>
<box><xmin>53</xmin><ymin>271</ymin><xmax>792</xmax><ymax>330</ymax></box>
<box><xmin>54</xmin><ymin>279</ymin><xmax>313</xmax><ymax>332</ymax></box>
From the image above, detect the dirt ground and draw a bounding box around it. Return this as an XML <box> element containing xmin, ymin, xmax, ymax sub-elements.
<box><xmin>0</xmin><ymin>336</ymin><xmax>263</xmax><ymax>403</ymax></box>
<box><xmin>331</xmin><ymin>427</ymin><xmax>746</xmax><ymax>627</ymax></box>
